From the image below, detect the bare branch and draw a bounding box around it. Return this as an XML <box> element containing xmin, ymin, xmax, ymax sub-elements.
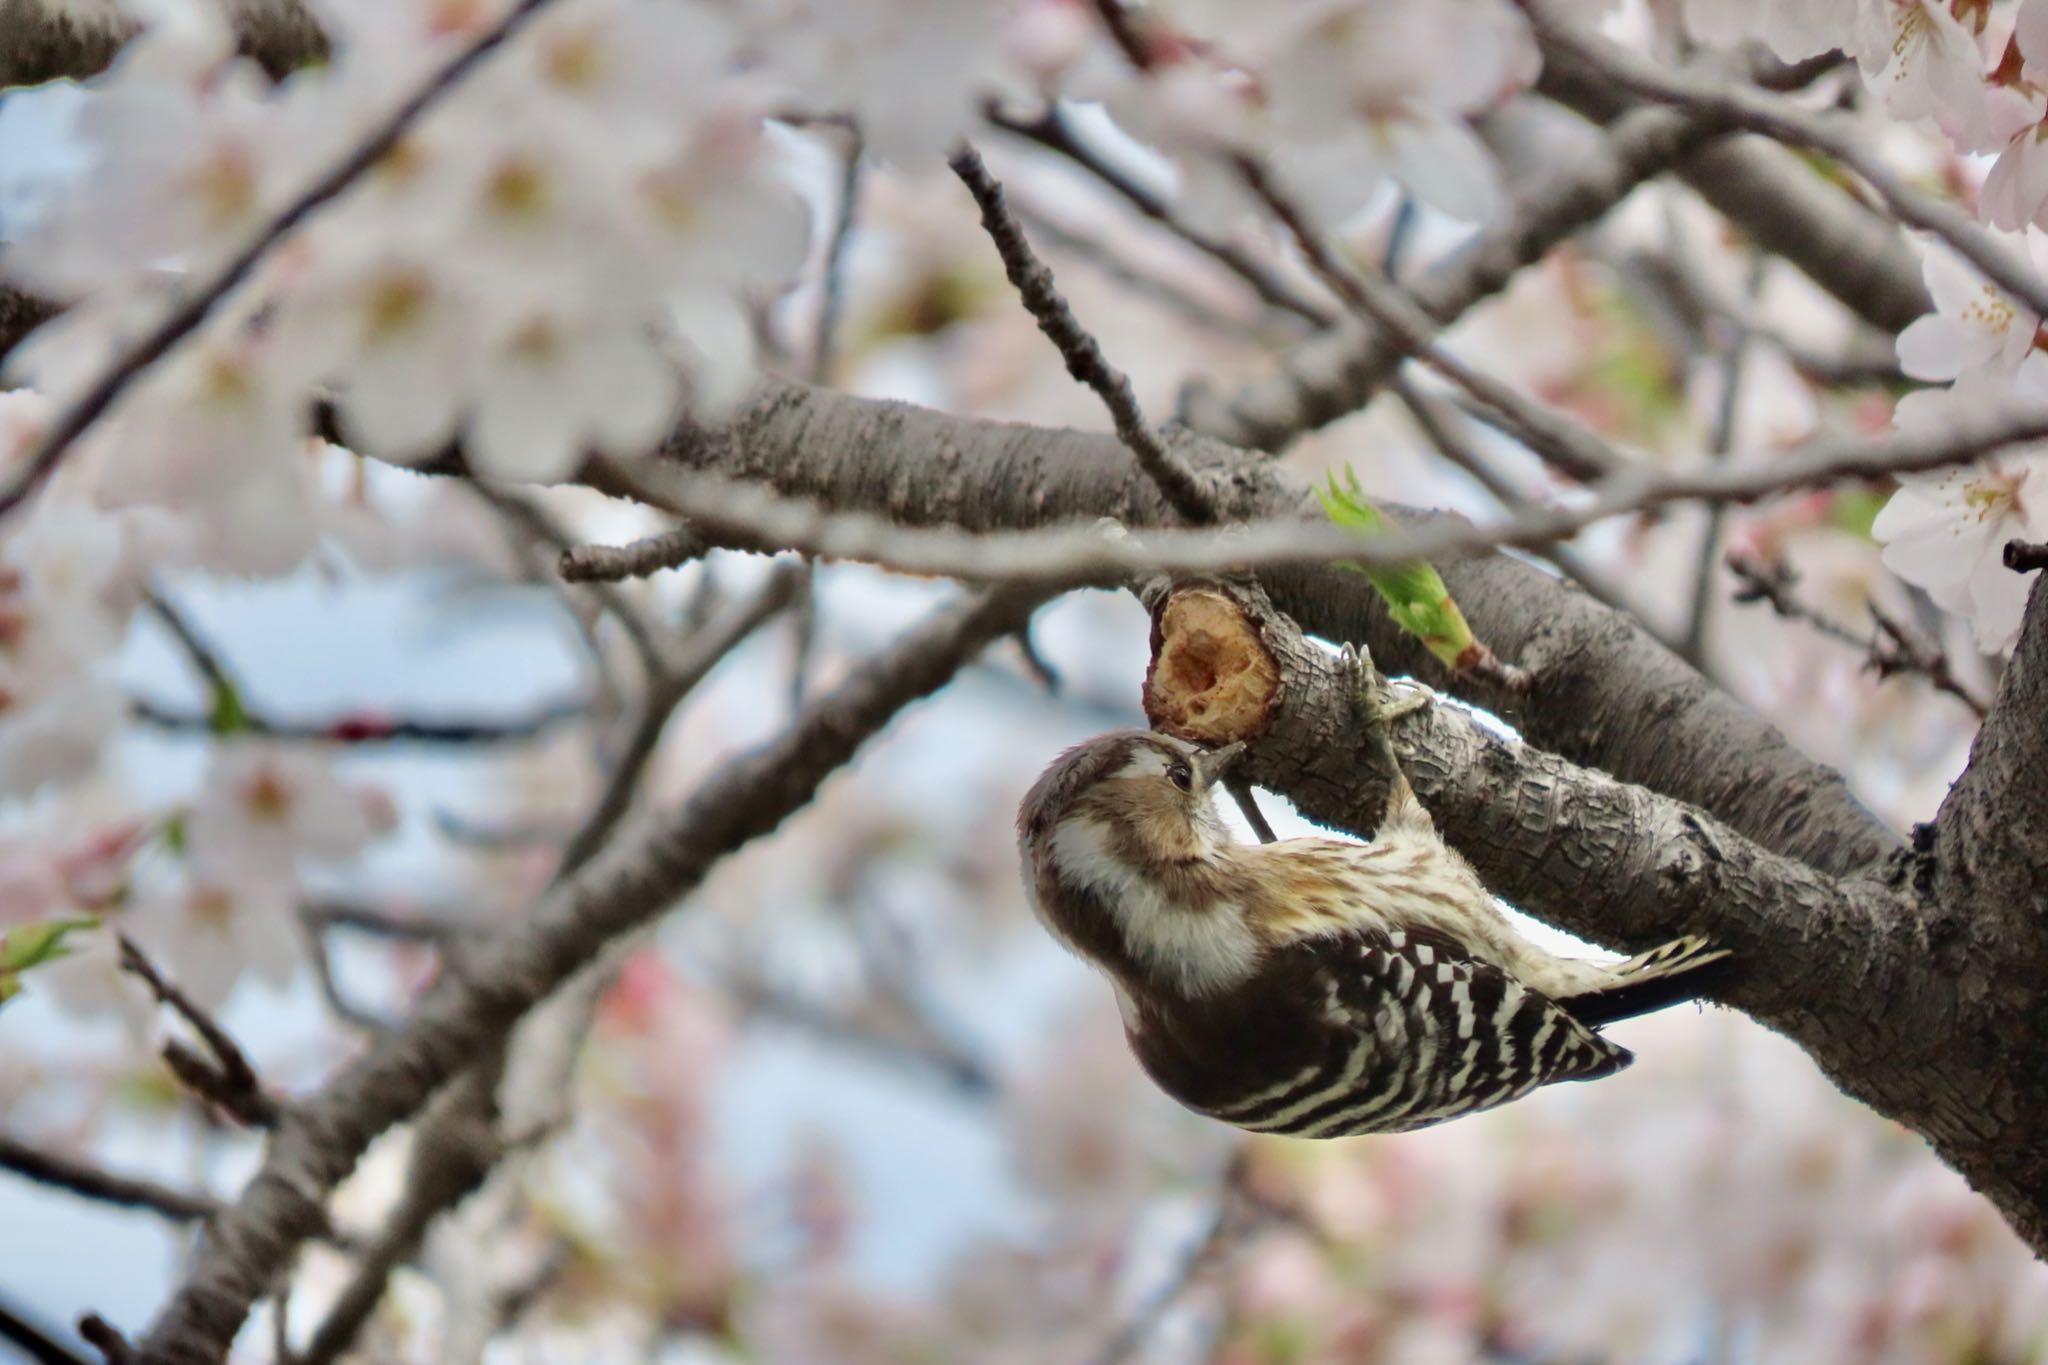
<box><xmin>1531</xmin><ymin>10</ymin><xmax>2039</xmax><ymax>317</ymax></box>
<box><xmin>1185</xmin><ymin>102</ymin><xmax>1727</xmax><ymax>450</ymax></box>
<box><xmin>0</xmin><ymin>1295</ymin><xmax>92</xmax><ymax>1365</ymax></box>
<box><xmin>1727</xmin><ymin>553</ymin><xmax>1989</xmax><ymax>719</ymax></box>
<box><xmin>591</xmin><ymin>399</ymin><xmax>2048</xmax><ymax>587</ymax></box>
<box><xmin>118</xmin><ymin>936</ymin><xmax>279</xmax><ymax>1129</ymax></box>
<box><xmin>982</xmin><ymin>104</ymin><xmax>1333</xmax><ymax>327</ymax></box>
<box><xmin>0</xmin><ymin>1130</ymin><xmax>220</xmax><ymax>1223</ymax></box>
<box><xmin>811</xmin><ymin>122</ymin><xmax>864</xmax><ymax>386</ymax></box>
<box><xmin>949</xmin><ymin>143</ymin><xmax>1218</xmax><ymax>523</ymax></box>
<box><xmin>558</xmin><ymin>526</ymin><xmax>711</xmax><ymax>583</ymax></box>
<box><xmin>134</xmin><ymin>585</ymin><xmax>1044</xmax><ymax>1364</ymax></box>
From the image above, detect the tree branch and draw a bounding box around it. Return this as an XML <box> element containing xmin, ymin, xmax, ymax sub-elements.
<box><xmin>1141</xmin><ymin>578</ymin><xmax>2048</xmax><ymax>1256</ymax></box>
<box><xmin>133</xmin><ymin>584</ymin><xmax>1042</xmax><ymax>1364</ymax></box>
<box><xmin>0</xmin><ymin>1130</ymin><xmax>220</xmax><ymax>1223</ymax></box>
<box><xmin>949</xmin><ymin>143</ymin><xmax>1217</xmax><ymax>523</ymax></box>
<box><xmin>1180</xmin><ymin>102</ymin><xmax>1727</xmax><ymax>450</ymax></box>
<box><xmin>573</xmin><ymin>375</ymin><xmax>1897</xmax><ymax>877</ymax></box>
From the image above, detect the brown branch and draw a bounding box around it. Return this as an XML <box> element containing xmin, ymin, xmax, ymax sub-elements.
<box><xmin>0</xmin><ymin>1295</ymin><xmax>91</xmax><ymax>1365</ymax></box>
<box><xmin>118</xmin><ymin>936</ymin><xmax>279</xmax><ymax>1129</ymax></box>
<box><xmin>1530</xmin><ymin>9</ymin><xmax>2045</xmax><ymax>317</ymax></box>
<box><xmin>2006</xmin><ymin>539</ymin><xmax>2048</xmax><ymax>574</ymax></box>
<box><xmin>130</xmin><ymin>696</ymin><xmax>589</xmax><ymax>744</ymax></box>
<box><xmin>558</xmin><ymin>526</ymin><xmax>710</xmax><ymax>583</ymax></box>
<box><xmin>811</xmin><ymin>122</ymin><xmax>864</xmax><ymax>386</ymax></box>
<box><xmin>134</xmin><ymin>584</ymin><xmax>1043</xmax><ymax>1365</ymax></box>
<box><xmin>982</xmin><ymin>103</ymin><xmax>1334</xmax><ymax>327</ymax></box>
<box><xmin>1727</xmin><ymin>553</ymin><xmax>1989</xmax><ymax>719</ymax></box>
<box><xmin>949</xmin><ymin>143</ymin><xmax>1217</xmax><ymax>523</ymax></box>
<box><xmin>0</xmin><ymin>0</ymin><xmax>564</xmax><ymax>525</ymax></box>
<box><xmin>576</xmin><ymin>374</ymin><xmax>1896</xmax><ymax>877</ymax></box>
<box><xmin>0</xmin><ymin>1130</ymin><xmax>221</xmax><ymax>1223</ymax></box>
<box><xmin>1183</xmin><ymin>102</ymin><xmax>1728</xmax><ymax>450</ymax></box>
<box><xmin>76</xmin><ymin>1316</ymin><xmax>132</xmax><ymax>1365</ymax></box>
<box><xmin>587</xmin><ymin>399</ymin><xmax>2048</xmax><ymax>586</ymax></box>
<box><xmin>1236</xmin><ymin>153</ymin><xmax>1623</xmax><ymax>484</ymax></box>
<box><xmin>1390</xmin><ymin>376</ymin><xmax>1666</xmax><ymax>646</ymax></box>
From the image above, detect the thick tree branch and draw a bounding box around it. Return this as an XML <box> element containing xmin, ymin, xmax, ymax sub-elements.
<box><xmin>585</xmin><ymin>377</ymin><xmax>1898</xmax><ymax>875</ymax></box>
<box><xmin>1142</xmin><ymin>579</ymin><xmax>2048</xmax><ymax>1257</ymax></box>
<box><xmin>134</xmin><ymin>585</ymin><xmax>1042</xmax><ymax>1365</ymax></box>
<box><xmin>1935</xmin><ymin>569</ymin><xmax>2048</xmax><ymax>945</ymax></box>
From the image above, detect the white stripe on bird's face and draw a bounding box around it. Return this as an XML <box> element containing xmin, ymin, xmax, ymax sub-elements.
<box><xmin>1047</xmin><ymin>815</ymin><xmax>1259</xmax><ymax>998</ymax></box>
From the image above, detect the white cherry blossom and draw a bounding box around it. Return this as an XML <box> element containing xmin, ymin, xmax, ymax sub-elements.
<box><xmin>1893</xmin><ymin>242</ymin><xmax>2043</xmax><ymax>382</ymax></box>
<box><xmin>1681</xmin><ymin>0</ymin><xmax>1862</xmax><ymax>63</ymax></box>
<box><xmin>1856</xmin><ymin>0</ymin><xmax>1989</xmax><ymax>129</ymax></box>
<box><xmin>1874</xmin><ymin>369</ymin><xmax>2048</xmax><ymax>651</ymax></box>
<box><xmin>185</xmin><ymin>741</ymin><xmax>382</xmax><ymax>888</ymax></box>
<box><xmin>126</xmin><ymin>872</ymin><xmax>301</xmax><ymax>1009</ymax></box>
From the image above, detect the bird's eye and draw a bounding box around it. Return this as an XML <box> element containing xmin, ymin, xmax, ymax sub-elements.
<box><xmin>1167</xmin><ymin>763</ymin><xmax>1193</xmax><ymax>792</ymax></box>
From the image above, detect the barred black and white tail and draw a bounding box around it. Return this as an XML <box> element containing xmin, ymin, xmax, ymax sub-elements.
<box><xmin>1559</xmin><ymin>935</ymin><xmax>1731</xmax><ymax>1028</ymax></box>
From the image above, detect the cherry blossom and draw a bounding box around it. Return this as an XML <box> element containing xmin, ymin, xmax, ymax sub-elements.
<box><xmin>1681</xmin><ymin>0</ymin><xmax>1863</xmax><ymax>63</ymax></box>
<box><xmin>126</xmin><ymin>873</ymin><xmax>302</xmax><ymax>1008</ymax></box>
<box><xmin>1874</xmin><ymin>371</ymin><xmax>2048</xmax><ymax>651</ymax></box>
<box><xmin>184</xmin><ymin>741</ymin><xmax>382</xmax><ymax>887</ymax></box>
<box><xmin>1893</xmin><ymin>242</ymin><xmax>2044</xmax><ymax>383</ymax></box>
<box><xmin>1855</xmin><ymin>0</ymin><xmax>1990</xmax><ymax>129</ymax></box>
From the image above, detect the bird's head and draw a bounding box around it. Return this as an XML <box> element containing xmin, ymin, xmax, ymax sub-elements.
<box><xmin>1016</xmin><ymin>729</ymin><xmax>1255</xmax><ymax>1000</ymax></box>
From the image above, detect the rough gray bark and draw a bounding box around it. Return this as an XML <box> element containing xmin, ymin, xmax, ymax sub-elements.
<box><xmin>596</xmin><ymin>377</ymin><xmax>1897</xmax><ymax>878</ymax></box>
<box><xmin>0</xmin><ymin>0</ymin><xmax>324</xmax><ymax>87</ymax></box>
<box><xmin>1176</xmin><ymin>582</ymin><xmax>2048</xmax><ymax>1260</ymax></box>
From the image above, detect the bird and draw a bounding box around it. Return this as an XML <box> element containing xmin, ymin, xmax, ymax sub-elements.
<box><xmin>1015</xmin><ymin>725</ymin><xmax>1729</xmax><ymax>1138</ymax></box>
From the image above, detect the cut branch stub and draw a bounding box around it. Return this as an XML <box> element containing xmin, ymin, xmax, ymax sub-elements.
<box><xmin>1143</xmin><ymin>583</ymin><xmax>1283</xmax><ymax>744</ymax></box>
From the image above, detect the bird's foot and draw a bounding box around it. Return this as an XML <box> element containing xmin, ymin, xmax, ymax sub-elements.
<box><xmin>1340</xmin><ymin>643</ymin><xmax>1434</xmax><ymax>734</ymax></box>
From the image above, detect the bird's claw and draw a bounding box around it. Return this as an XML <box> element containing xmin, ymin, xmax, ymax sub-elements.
<box><xmin>1339</xmin><ymin>643</ymin><xmax>1433</xmax><ymax>733</ymax></box>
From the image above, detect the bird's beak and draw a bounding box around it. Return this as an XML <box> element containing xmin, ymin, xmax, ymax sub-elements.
<box><xmin>1194</xmin><ymin>741</ymin><xmax>1247</xmax><ymax>789</ymax></box>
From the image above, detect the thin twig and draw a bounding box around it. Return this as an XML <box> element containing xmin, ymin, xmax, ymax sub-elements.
<box><xmin>951</xmin><ymin>143</ymin><xmax>1218</xmax><ymax>523</ymax></box>
<box><xmin>0</xmin><ymin>1131</ymin><xmax>221</xmax><ymax>1223</ymax></box>
<box><xmin>2006</xmin><ymin>539</ymin><xmax>2048</xmax><ymax>574</ymax></box>
<box><xmin>1727</xmin><ymin>552</ymin><xmax>1989</xmax><ymax>718</ymax></box>
<box><xmin>1390</xmin><ymin>375</ymin><xmax>1676</xmax><ymax>651</ymax></box>
<box><xmin>131</xmin><ymin>696</ymin><xmax>588</xmax><ymax>743</ymax></box>
<box><xmin>0</xmin><ymin>0</ymin><xmax>566</xmax><ymax>522</ymax></box>
<box><xmin>1087</xmin><ymin>1151</ymin><xmax>1255</xmax><ymax>1365</ymax></box>
<box><xmin>1010</xmin><ymin>201</ymin><xmax>1273</xmax><ymax>339</ymax></box>
<box><xmin>0</xmin><ymin>1296</ymin><xmax>91</xmax><ymax>1365</ymax></box>
<box><xmin>558</xmin><ymin>526</ymin><xmax>711</xmax><ymax>583</ymax></box>
<box><xmin>76</xmin><ymin>1316</ymin><xmax>132</xmax><ymax>1365</ymax></box>
<box><xmin>1681</xmin><ymin>252</ymin><xmax>1765</xmax><ymax>665</ymax></box>
<box><xmin>1236</xmin><ymin>153</ymin><xmax>1623</xmax><ymax>484</ymax></box>
<box><xmin>811</xmin><ymin>122</ymin><xmax>864</xmax><ymax>386</ymax></box>
<box><xmin>983</xmin><ymin>103</ymin><xmax>1335</xmax><ymax>327</ymax></box>
<box><xmin>118</xmin><ymin>936</ymin><xmax>280</xmax><ymax>1128</ymax></box>
<box><xmin>726</xmin><ymin>973</ymin><xmax>998</xmax><ymax>1098</ymax></box>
